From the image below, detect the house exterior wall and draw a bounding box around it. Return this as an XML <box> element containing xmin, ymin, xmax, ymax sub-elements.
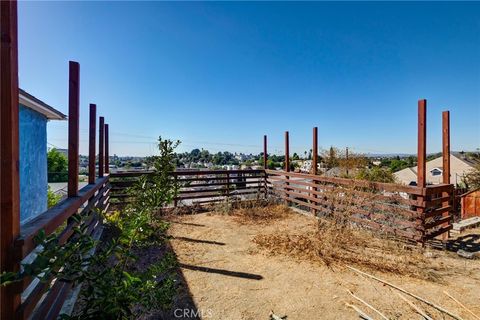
<box><xmin>19</xmin><ymin>105</ymin><xmax>48</xmax><ymax>223</ymax></box>
<box><xmin>394</xmin><ymin>155</ymin><xmax>475</xmax><ymax>186</ymax></box>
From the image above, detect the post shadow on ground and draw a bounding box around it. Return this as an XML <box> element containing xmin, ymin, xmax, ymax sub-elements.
<box><xmin>173</xmin><ymin>236</ymin><xmax>226</xmax><ymax>246</ymax></box>
<box><xmin>179</xmin><ymin>263</ymin><xmax>264</xmax><ymax>280</ymax></box>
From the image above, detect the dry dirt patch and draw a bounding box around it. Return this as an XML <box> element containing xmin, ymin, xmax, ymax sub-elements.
<box><xmin>166</xmin><ymin>207</ymin><xmax>480</xmax><ymax>320</ymax></box>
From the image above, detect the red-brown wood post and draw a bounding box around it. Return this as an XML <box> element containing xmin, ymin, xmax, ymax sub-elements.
<box><xmin>417</xmin><ymin>99</ymin><xmax>427</xmax><ymax>243</ymax></box>
<box><xmin>263</xmin><ymin>135</ymin><xmax>268</xmax><ymax>169</ymax></box>
<box><xmin>285</xmin><ymin>131</ymin><xmax>290</xmax><ymax>204</ymax></box>
<box><xmin>417</xmin><ymin>99</ymin><xmax>427</xmax><ymax>189</ymax></box>
<box><xmin>67</xmin><ymin>61</ymin><xmax>80</xmax><ymax>197</ymax></box>
<box><xmin>104</xmin><ymin>123</ymin><xmax>109</xmax><ymax>174</ymax></box>
<box><xmin>99</xmin><ymin>116</ymin><xmax>105</xmax><ymax>177</ymax></box>
<box><xmin>442</xmin><ymin>110</ymin><xmax>451</xmax><ymax>239</ymax></box>
<box><xmin>88</xmin><ymin>104</ymin><xmax>96</xmax><ymax>184</ymax></box>
<box><xmin>442</xmin><ymin>111</ymin><xmax>450</xmax><ymax>185</ymax></box>
<box><xmin>345</xmin><ymin>147</ymin><xmax>349</xmax><ymax>177</ymax></box>
<box><xmin>263</xmin><ymin>135</ymin><xmax>268</xmax><ymax>197</ymax></box>
<box><xmin>285</xmin><ymin>131</ymin><xmax>290</xmax><ymax>172</ymax></box>
<box><xmin>0</xmin><ymin>1</ymin><xmax>21</xmax><ymax>317</ymax></box>
<box><xmin>311</xmin><ymin>127</ymin><xmax>318</xmax><ymax>215</ymax></box>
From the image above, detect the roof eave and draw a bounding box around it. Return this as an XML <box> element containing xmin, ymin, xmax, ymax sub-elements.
<box><xmin>19</xmin><ymin>89</ymin><xmax>66</xmax><ymax>120</ymax></box>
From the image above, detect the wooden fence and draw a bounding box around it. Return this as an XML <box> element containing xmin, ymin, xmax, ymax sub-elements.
<box><xmin>12</xmin><ymin>177</ymin><xmax>110</xmax><ymax>319</ymax></box>
<box><xmin>109</xmin><ymin>169</ymin><xmax>267</xmax><ymax>207</ymax></box>
<box><xmin>267</xmin><ymin>169</ymin><xmax>454</xmax><ymax>242</ymax></box>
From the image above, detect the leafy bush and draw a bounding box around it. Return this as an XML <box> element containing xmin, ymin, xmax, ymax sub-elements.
<box><xmin>1</xmin><ymin>137</ymin><xmax>181</xmax><ymax>319</ymax></box>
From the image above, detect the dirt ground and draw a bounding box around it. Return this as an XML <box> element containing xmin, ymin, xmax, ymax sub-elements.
<box><xmin>166</xmin><ymin>209</ymin><xmax>480</xmax><ymax>320</ymax></box>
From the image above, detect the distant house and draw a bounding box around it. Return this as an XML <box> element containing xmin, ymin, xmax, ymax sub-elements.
<box><xmin>19</xmin><ymin>89</ymin><xmax>66</xmax><ymax>223</ymax></box>
<box><xmin>394</xmin><ymin>153</ymin><xmax>477</xmax><ymax>186</ymax></box>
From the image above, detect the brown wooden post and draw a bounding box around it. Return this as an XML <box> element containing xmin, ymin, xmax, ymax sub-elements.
<box><xmin>99</xmin><ymin>116</ymin><xmax>105</xmax><ymax>177</ymax></box>
<box><xmin>263</xmin><ymin>135</ymin><xmax>268</xmax><ymax>169</ymax></box>
<box><xmin>417</xmin><ymin>99</ymin><xmax>427</xmax><ymax>189</ymax></box>
<box><xmin>442</xmin><ymin>110</ymin><xmax>451</xmax><ymax>239</ymax></box>
<box><xmin>345</xmin><ymin>147</ymin><xmax>349</xmax><ymax>177</ymax></box>
<box><xmin>0</xmin><ymin>1</ymin><xmax>21</xmax><ymax>317</ymax></box>
<box><xmin>67</xmin><ymin>61</ymin><xmax>80</xmax><ymax>197</ymax></box>
<box><xmin>417</xmin><ymin>99</ymin><xmax>427</xmax><ymax>243</ymax></box>
<box><xmin>88</xmin><ymin>104</ymin><xmax>96</xmax><ymax>184</ymax></box>
<box><xmin>442</xmin><ymin>111</ymin><xmax>450</xmax><ymax>185</ymax></box>
<box><xmin>263</xmin><ymin>135</ymin><xmax>268</xmax><ymax>197</ymax></box>
<box><xmin>285</xmin><ymin>131</ymin><xmax>290</xmax><ymax>172</ymax></box>
<box><xmin>104</xmin><ymin>123</ymin><xmax>109</xmax><ymax>174</ymax></box>
<box><xmin>311</xmin><ymin>127</ymin><xmax>318</xmax><ymax>214</ymax></box>
<box><xmin>285</xmin><ymin>131</ymin><xmax>290</xmax><ymax>204</ymax></box>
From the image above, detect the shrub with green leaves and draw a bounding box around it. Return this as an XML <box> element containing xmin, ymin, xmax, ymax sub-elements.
<box><xmin>1</xmin><ymin>136</ymin><xmax>181</xmax><ymax>319</ymax></box>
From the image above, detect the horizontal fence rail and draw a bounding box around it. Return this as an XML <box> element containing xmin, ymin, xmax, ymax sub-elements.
<box><xmin>13</xmin><ymin>177</ymin><xmax>110</xmax><ymax>320</ymax></box>
<box><xmin>109</xmin><ymin>169</ymin><xmax>267</xmax><ymax>207</ymax></box>
<box><xmin>265</xmin><ymin>169</ymin><xmax>454</xmax><ymax>243</ymax></box>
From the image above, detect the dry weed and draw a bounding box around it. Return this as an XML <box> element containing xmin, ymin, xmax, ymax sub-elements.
<box><xmin>232</xmin><ymin>204</ymin><xmax>292</xmax><ymax>224</ymax></box>
<box><xmin>253</xmin><ymin>219</ymin><xmax>444</xmax><ymax>281</ymax></box>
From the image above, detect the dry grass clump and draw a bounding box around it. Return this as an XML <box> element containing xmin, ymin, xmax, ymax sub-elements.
<box><xmin>253</xmin><ymin>220</ymin><xmax>445</xmax><ymax>281</ymax></box>
<box><xmin>232</xmin><ymin>204</ymin><xmax>292</xmax><ymax>224</ymax></box>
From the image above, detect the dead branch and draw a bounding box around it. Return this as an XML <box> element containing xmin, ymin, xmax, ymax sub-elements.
<box><xmin>444</xmin><ymin>291</ymin><xmax>480</xmax><ymax>320</ymax></box>
<box><xmin>347</xmin><ymin>290</ymin><xmax>389</xmax><ymax>320</ymax></box>
<box><xmin>347</xmin><ymin>265</ymin><xmax>464</xmax><ymax>320</ymax></box>
<box><xmin>345</xmin><ymin>302</ymin><xmax>374</xmax><ymax>320</ymax></box>
<box><xmin>395</xmin><ymin>291</ymin><xmax>433</xmax><ymax>320</ymax></box>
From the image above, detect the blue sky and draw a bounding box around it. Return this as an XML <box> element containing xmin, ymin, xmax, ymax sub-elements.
<box><xmin>19</xmin><ymin>1</ymin><xmax>479</xmax><ymax>156</ymax></box>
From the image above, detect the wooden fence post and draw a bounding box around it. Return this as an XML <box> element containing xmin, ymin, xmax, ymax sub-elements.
<box><xmin>88</xmin><ymin>104</ymin><xmax>96</xmax><ymax>184</ymax></box>
<box><xmin>263</xmin><ymin>135</ymin><xmax>268</xmax><ymax>198</ymax></box>
<box><xmin>104</xmin><ymin>123</ymin><xmax>109</xmax><ymax>174</ymax></box>
<box><xmin>442</xmin><ymin>111</ymin><xmax>450</xmax><ymax>185</ymax></box>
<box><xmin>0</xmin><ymin>1</ymin><xmax>21</xmax><ymax>317</ymax></box>
<box><xmin>417</xmin><ymin>99</ymin><xmax>427</xmax><ymax>243</ymax></box>
<box><xmin>312</xmin><ymin>127</ymin><xmax>318</xmax><ymax>215</ymax></box>
<box><xmin>99</xmin><ymin>116</ymin><xmax>104</xmax><ymax>177</ymax></box>
<box><xmin>67</xmin><ymin>61</ymin><xmax>80</xmax><ymax>197</ymax></box>
<box><xmin>346</xmin><ymin>147</ymin><xmax>349</xmax><ymax>177</ymax></box>
<box><xmin>285</xmin><ymin>131</ymin><xmax>290</xmax><ymax>205</ymax></box>
<box><xmin>442</xmin><ymin>110</ymin><xmax>451</xmax><ymax>239</ymax></box>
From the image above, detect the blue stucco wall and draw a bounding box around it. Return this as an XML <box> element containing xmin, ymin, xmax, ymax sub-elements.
<box><xmin>19</xmin><ymin>105</ymin><xmax>48</xmax><ymax>223</ymax></box>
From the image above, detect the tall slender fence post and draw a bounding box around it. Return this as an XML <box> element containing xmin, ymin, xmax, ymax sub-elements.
<box><xmin>442</xmin><ymin>110</ymin><xmax>451</xmax><ymax>239</ymax></box>
<box><xmin>285</xmin><ymin>131</ymin><xmax>290</xmax><ymax>205</ymax></box>
<box><xmin>104</xmin><ymin>123</ymin><xmax>109</xmax><ymax>174</ymax></box>
<box><xmin>88</xmin><ymin>104</ymin><xmax>97</xmax><ymax>184</ymax></box>
<box><xmin>263</xmin><ymin>135</ymin><xmax>268</xmax><ymax>198</ymax></box>
<box><xmin>345</xmin><ymin>147</ymin><xmax>349</xmax><ymax>177</ymax></box>
<box><xmin>0</xmin><ymin>1</ymin><xmax>21</xmax><ymax>317</ymax></box>
<box><xmin>417</xmin><ymin>99</ymin><xmax>427</xmax><ymax>243</ymax></box>
<box><xmin>99</xmin><ymin>116</ymin><xmax>105</xmax><ymax>177</ymax></box>
<box><xmin>311</xmin><ymin>127</ymin><xmax>318</xmax><ymax>215</ymax></box>
<box><xmin>442</xmin><ymin>111</ymin><xmax>450</xmax><ymax>185</ymax></box>
<box><xmin>67</xmin><ymin>61</ymin><xmax>80</xmax><ymax>197</ymax></box>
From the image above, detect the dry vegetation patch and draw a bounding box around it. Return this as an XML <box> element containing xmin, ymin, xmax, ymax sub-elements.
<box><xmin>253</xmin><ymin>219</ymin><xmax>447</xmax><ymax>281</ymax></box>
<box><xmin>231</xmin><ymin>204</ymin><xmax>292</xmax><ymax>224</ymax></box>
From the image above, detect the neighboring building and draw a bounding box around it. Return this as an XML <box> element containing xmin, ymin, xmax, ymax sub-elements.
<box><xmin>394</xmin><ymin>153</ymin><xmax>477</xmax><ymax>186</ymax></box>
<box><xmin>19</xmin><ymin>89</ymin><xmax>66</xmax><ymax>223</ymax></box>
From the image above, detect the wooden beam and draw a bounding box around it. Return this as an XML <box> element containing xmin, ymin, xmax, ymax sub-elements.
<box><xmin>442</xmin><ymin>111</ymin><xmax>450</xmax><ymax>185</ymax></box>
<box><xmin>0</xmin><ymin>0</ymin><xmax>21</xmax><ymax>317</ymax></box>
<box><xmin>99</xmin><ymin>116</ymin><xmax>104</xmax><ymax>177</ymax></box>
<box><xmin>441</xmin><ymin>110</ymin><xmax>451</xmax><ymax>239</ymax></box>
<box><xmin>67</xmin><ymin>61</ymin><xmax>80</xmax><ymax>197</ymax></box>
<box><xmin>312</xmin><ymin>127</ymin><xmax>318</xmax><ymax>175</ymax></box>
<box><xmin>263</xmin><ymin>135</ymin><xmax>267</xmax><ymax>169</ymax></box>
<box><xmin>104</xmin><ymin>123</ymin><xmax>109</xmax><ymax>174</ymax></box>
<box><xmin>417</xmin><ymin>99</ymin><xmax>427</xmax><ymax>188</ymax></box>
<box><xmin>346</xmin><ymin>147</ymin><xmax>349</xmax><ymax>176</ymax></box>
<box><xmin>285</xmin><ymin>131</ymin><xmax>290</xmax><ymax>172</ymax></box>
<box><xmin>88</xmin><ymin>104</ymin><xmax>96</xmax><ymax>184</ymax></box>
